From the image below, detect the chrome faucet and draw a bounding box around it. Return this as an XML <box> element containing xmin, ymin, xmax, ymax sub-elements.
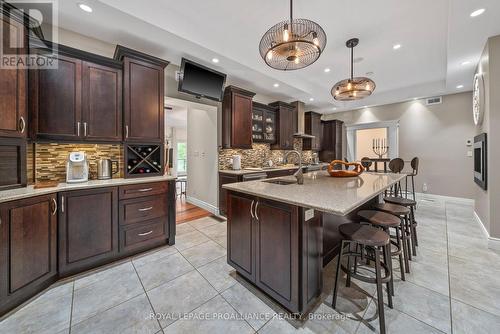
<box><xmin>284</xmin><ymin>150</ymin><xmax>304</xmax><ymax>184</ymax></box>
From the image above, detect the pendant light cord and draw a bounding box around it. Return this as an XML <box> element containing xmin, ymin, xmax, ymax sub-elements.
<box><xmin>290</xmin><ymin>0</ymin><xmax>293</xmax><ymax>34</ymax></box>
<box><xmin>350</xmin><ymin>45</ymin><xmax>354</xmax><ymax>81</ymax></box>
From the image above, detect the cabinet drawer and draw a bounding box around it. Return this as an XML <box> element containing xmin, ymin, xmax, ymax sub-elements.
<box><xmin>119</xmin><ymin>182</ymin><xmax>167</xmax><ymax>200</ymax></box>
<box><xmin>120</xmin><ymin>195</ymin><xmax>167</xmax><ymax>225</ymax></box>
<box><xmin>120</xmin><ymin>219</ymin><xmax>167</xmax><ymax>253</ymax></box>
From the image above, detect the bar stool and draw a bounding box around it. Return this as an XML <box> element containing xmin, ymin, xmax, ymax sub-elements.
<box><xmin>361</xmin><ymin>157</ymin><xmax>373</xmax><ymax>172</ymax></box>
<box><xmin>384</xmin><ymin>196</ymin><xmax>418</xmax><ymax>256</ymax></box>
<box><xmin>372</xmin><ymin>203</ymin><xmax>412</xmax><ymax>273</ymax></box>
<box><xmin>386</xmin><ymin>158</ymin><xmax>404</xmax><ymax>197</ymax></box>
<box><xmin>405</xmin><ymin>157</ymin><xmax>419</xmax><ymax>201</ymax></box>
<box><xmin>358</xmin><ymin>210</ymin><xmax>405</xmax><ymax>294</ymax></box>
<box><xmin>332</xmin><ymin>223</ymin><xmax>392</xmax><ymax>334</ymax></box>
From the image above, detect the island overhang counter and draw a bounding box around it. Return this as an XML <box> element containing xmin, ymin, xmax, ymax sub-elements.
<box><xmin>222</xmin><ymin>171</ymin><xmax>406</xmax><ymax>314</ymax></box>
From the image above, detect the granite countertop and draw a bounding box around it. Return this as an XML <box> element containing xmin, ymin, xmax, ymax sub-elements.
<box><xmin>0</xmin><ymin>175</ymin><xmax>176</xmax><ymax>204</ymax></box>
<box><xmin>219</xmin><ymin>163</ymin><xmax>329</xmax><ymax>175</ymax></box>
<box><xmin>222</xmin><ymin>171</ymin><xmax>406</xmax><ymax>216</ymax></box>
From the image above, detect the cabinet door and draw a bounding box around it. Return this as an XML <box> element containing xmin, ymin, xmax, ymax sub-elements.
<box><xmin>218</xmin><ymin>174</ymin><xmax>239</xmax><ymax>216</ymax></box>
<box><xmin>0</xmin><ymin>15</ymin><xmax>27</xmax><ymax>138</ymax></box>
<box><xmin>58</xmin><ymin>187</ymin><xmax>118</xmax><ymax>276</ymax></box>
<box><xmin>231</xmin><ymin>93</ymin><xmax>253</xmax><ymax>148</ymax></box>
<box><xmin>0</xmin><ymin>194</ymin><xmax>57</xmax><ymax>314</ymax></box>
<box><xmin>0</xmin><ymin>138</ymin><xmax>26</xmax><ymax>191</ymax></box>
<box><xmin>254</xmin><ymin>198</ymin><xmax>299</xmax><ymax>310</ymax></box>
<box><xmin>312</xmin><ymin>114</ymin><xmax>322</xmax><ymax>151</ymax></box>
<box><xmin>82</xmin><ymin>62</ymin><xmax>122</xmax><ymax>142</ymax></box>
<box><xmin>123</xmin><ymin>57</ymin><xmax>164</xmax><ymax>143</ymax></box>
<box><xmin>227</xmin><ymin>192</ymin><xmax>255</xmax><ymax>282</ymax></box>
<box><xmin>33</xmin><ymin>54</ymin><xmax>82</xmax><ymax>140</ymax></box>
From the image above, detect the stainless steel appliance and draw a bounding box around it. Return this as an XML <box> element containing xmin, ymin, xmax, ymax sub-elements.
<box><xmin>97</xmin><ymin>159</ymin><xmax>119</xmax><ymax>180</ymax></box>
<box><xmin>66</xmin><ymin>152</ymin><xmax>89</xmax><ymax>183</ymax></box>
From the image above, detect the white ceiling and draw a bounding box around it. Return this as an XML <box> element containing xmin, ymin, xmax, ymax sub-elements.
<box><xmin>54</xmin><ymin>0</ymin><xmax>500</xmax><ymax>113</ymax></box>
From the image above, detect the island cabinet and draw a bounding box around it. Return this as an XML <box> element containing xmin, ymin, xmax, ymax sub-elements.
<box><xmin>303</xmin><ymin>111</ymin><xmax>323</xmax><ymax>151</ymax></box>
<box><xmin>222</xmin><ymin>86</ymin><xmax>256</xmax><ymax>149</ymax></box>
<box><xmin>58</xmin><ymin>187</ymin><xmax>119</xmax><ymax>276</ymax></box>
<box><xmin>30</xmin><ymin>43</ymin><xmax>124</xmax><ymax>142</ymax></box>
<box><xmin>114</xmin><ymin>45</ymin><xmax>169</xmax><ymax>143</ymax></box>
<box><xmin>227</xmin><ymin>191</ymin><xmax>322</xmax><ymax>313</ymax></box>
<box><xmin>0</xmin><ymin>9</ymin><xmax>27</xmax><ymax>139</ymax></box>
<box><xmin>0</xmin><ymin>194</ymin><xmax>58</xmax><ymax>316</ymax></box>
<box><xmin>270</xmin><ymin>101</ymin><xmax>297</xmax><ymax>150</ymax></box>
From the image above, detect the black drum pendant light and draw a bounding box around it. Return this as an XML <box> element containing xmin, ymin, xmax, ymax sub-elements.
<box><xmin>331</xmin><ymin>38</ymin><xmax>376</xmax><ymax>101</ymax></box>
<box><xmin>259</xmin><ymin>0</ymin><xmax>327</xmax><ymax>70</ymax></box>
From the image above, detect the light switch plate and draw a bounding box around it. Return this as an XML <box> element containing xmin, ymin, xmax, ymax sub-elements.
<box><xmin>305</xmin><ymin>209</ymin><xmax>315</xmax><ymax>221</ymax></box>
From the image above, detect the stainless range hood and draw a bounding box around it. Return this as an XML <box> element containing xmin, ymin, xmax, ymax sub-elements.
<box><xmin>291</xmin><ymin>101</ymin><xmax>315</xmax><ymax>139</ymax></box>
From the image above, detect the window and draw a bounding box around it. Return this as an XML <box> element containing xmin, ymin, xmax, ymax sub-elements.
<box><xmin>355</xmin><ymin>127</ymin><xmax>388</xmax><ymax>161</ymax></box>
<box><xmin>177</xmin><ymin>142</ymin><xmax>187</xmax><ymax>173</ymax></box>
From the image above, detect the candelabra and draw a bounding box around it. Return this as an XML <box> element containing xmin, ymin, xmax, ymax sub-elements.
<box><xmin>372</xmin><ymin>138</ymin><xmax>388</xmax><ymax>159</ymax></box>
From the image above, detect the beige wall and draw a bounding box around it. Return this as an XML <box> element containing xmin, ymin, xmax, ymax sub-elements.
<box><xmin>323</xmin><ymin>92</ymin><xmax>476</xmax><ymax>199</ymax></box>
<box><xmin>475</xmin><ymin>35</ymin><xmax>500</xmax><ymax>238</ymax></box>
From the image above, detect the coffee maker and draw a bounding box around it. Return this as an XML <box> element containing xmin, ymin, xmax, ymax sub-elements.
<box><xmin>66</xmin><ymin>152</ymin><xmax>89</xmax><ymax>183</ymax></box>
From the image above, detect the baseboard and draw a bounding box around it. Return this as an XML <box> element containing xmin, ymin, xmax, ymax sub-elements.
<box><xmin>416</xmin><ymin>192</ymin><xmax>474</xmax><ymax>205</ymax></box>
<box><xmin>473</xmin><ymin>211</ymin><xmax>500</xmax><ymax>251</ymax></box>
<box><xmin>185</xmin><ymin>196</ymin><xmax>219</xmax><ymax>216</ymax></box>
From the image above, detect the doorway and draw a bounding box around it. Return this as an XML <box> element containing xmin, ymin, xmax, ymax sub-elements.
<box><xmin>346</xmin><ymin>120</ymin><xmax>399</xmax><ymax>162</ymax></box>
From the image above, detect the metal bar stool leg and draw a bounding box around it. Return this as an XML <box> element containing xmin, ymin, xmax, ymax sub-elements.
<box><xmin>332</xmin><ymin>241</ymin><xmax>345</xmax><ymax>309</ymax></box>
<box><xmin>404</xmin><ymin>215</ymin><xmax>413</xmax><ymax>261</ymax></box>
<box><xmin>382</xmin><ymin>237</ymin><xmax>394</xmax><ymax>297</ymax></box>
<box><xmin>374</xmin><ymin>247</ymin><xmax>387</xmax><ymax>334</ymax></box>
<box><xmin>411</xmin><ymin>175</ymin><xmax>416</xmax><ymax>202</ymax></box>
<box><xmin>410</xmin><ymin>206</ymin><xmax>418</xmax><ymax>249</ymax></box>
<box><xmin>395</xmin><ymin>226</ymin><xmax>406</xmax><ymax>281</ymax></box>
<box><xmin>400</xmin><ymin>217</ymin><xmax>410</xmax><ymax>273</ymax></box>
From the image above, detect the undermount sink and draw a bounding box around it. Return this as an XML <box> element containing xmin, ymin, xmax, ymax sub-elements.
<box><xmin>263</xmin><ymin>178</ymin><xmax>297</xmax><ymax>185</ymax></box>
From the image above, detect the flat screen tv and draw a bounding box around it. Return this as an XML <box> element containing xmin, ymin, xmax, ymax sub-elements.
<box><xmin>178</xmin><ymin>58</ymin><xmax>226</xmax><ymax>101</ymax></box>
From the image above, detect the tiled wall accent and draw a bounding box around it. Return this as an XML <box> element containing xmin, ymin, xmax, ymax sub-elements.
<box><xmin>26</xmin><ymin>143</ymin><xmax>34</xmax><ymax>184</ymax></box>
<box><xmin>33</xmin><ymin>143</ymin><xmax>123</xmax><ymax>182</ymax></box>
<box><xmin>218</xmin><ymin>139</ymin><xmax>313</xmax><ymax>170</ymax></box>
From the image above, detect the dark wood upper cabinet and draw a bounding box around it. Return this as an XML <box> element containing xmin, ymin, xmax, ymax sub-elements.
<box><xmin>31</xmin><ymin>53</ymin><xmax>82</xmax><ymax>141</ymax></box>
<box><xmin>58</xmin><ymin>187</ymin><xmax>119</xmax><ymax>276</ymax></box>
<box><xmin>303</xmin><ymin>111</ymin><xmax>323</xmax><ymax>151</ymax></box>
<box><xmin>30</xmin><ymin>42</ymin><xmax>124</xmax><ymax>142</ymax></box>
<box><xmin>0</xmin><ymin>194</ymin><xmax>57</xmax><ymax>315</ymax></box>
<box><xmin>270</xmin><ymin>101</ymin><xmax>296</xmax><ymax>150</ymax></box>
<box><xmin>82</xmin><ymin>61</ymin><xmax>122</xmax><ymax>141</ymax></box>
<box><xmin>0</xmin><ymin>13</ymin><xmax>27</xmax><ymax>139</ymax></box>
<box><xmin>222</xmin><ymin>86</ymin><xmax>256</xmax><ymax>149</ymax></box>
<box><xmin>319</xmin><ymin>119</ymin><xmax>344</xmax><ymax>162</ymax></box>
<box><xmin>115</xmin><ymin>45</ymin><xmax>169</xmax><ymax>143</ymax></box>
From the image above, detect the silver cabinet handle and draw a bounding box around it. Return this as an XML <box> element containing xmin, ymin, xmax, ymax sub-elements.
<box><xmin>125</xmin><ymin>125</ymin><xmax>129</xmax><ymax>139</ymax></box>
<box><xmin>138</xmin><ymin>188</ymin><xmax>153</xmax><ymax>192</ymax></box>
<box><xmin>77</xmin><ymin>122</ymin><xmax>81</xmax><ymax>136</ymax></box>
<box><xmin>19</xmin><ymin>117</ymin><xmax>26</xmax><ymax>133</ymax></box>
<box><xmin>138</xmin><ymin>206</ymin><xmax>153</xmax><ymax>212</ymax></box>
<box><xmin>138</xmin><ymin>230</ymin><xmax>153</xmax><ymax>236</ymax></box>
<box><xmin>83</xmin><ymin>122</ymin><xmax>87</xmax><ymax>137</ymax></box>
<box><xmin>255</xmin><ymin>201</ymin><xmax>259</xmax><ymax>221</ymax></box>
<box><xmin>51</xmin><ymin>198</ymin><xmax>57</xmax><ymax>216</ymax></box>
<box><xmin>250</xmin><ymin>200</ymin><xmax>255</xmax><ymax>219</ymax></box>
<box><xmin>61</xmin><ymin>196</ymin><xmax>65</xmax><ymax>213</ymax></box>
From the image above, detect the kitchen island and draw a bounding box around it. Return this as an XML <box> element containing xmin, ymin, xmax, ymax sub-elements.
<box><xmin>223</xmin><ymin>171</ymin><xmax>405</xmax><ymax>314</ymax></box>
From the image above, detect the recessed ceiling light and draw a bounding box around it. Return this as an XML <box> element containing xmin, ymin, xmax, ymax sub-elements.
<box><xmin>456</xmin><ymin>84</ymin><xmax>464</xmax><ymax>89</ymax></box>
<box><xmin>393</xmin><ymin>44</ymin><xmax>401</xmax><ymax>50</ymax></box>
<box><xmin>78</xmin><ymin>3</ymin><xmax>93</xmax><ymax>13</ymax></box>
<box><xmin>461</xmin><ymin>60</ymin><xmax>471</xmax><ymax>66</ymax></box>
<box><xmin>273</xmin><ymin>83</ymin><xmax>279</xmax><ymax>88</ymax></box>
<box><xmin>324</xmin><ymin>68</ymin><xmax>331</xmax><ymax>73</ymax></box>
<box><xmin>363</xmin><ymin>106</ymin><xmax>368</xmax><ymax>108</ymax></box>
<box><xmin>470</xmin><ymin>8</ymin><xmax>485</xmax><ymax>17</ymax></box>
<box><xmin>332</xmin><ymin>107</ymin><xmax>337</xmax><ymax>111</ymax></box>
<box><xmin>211</xmin><ymin>58</ymin><xmax>219</xmax><ymax>63</ymax></box>
<box><xmin>366</xmin><ymin>71</ymin><xmax>374</xmax><ymax>76</ymax></box>
<box><xmin>309</xmin><ymin>98</ymin><xmax>314</xmax><ymax>102</ymax></box>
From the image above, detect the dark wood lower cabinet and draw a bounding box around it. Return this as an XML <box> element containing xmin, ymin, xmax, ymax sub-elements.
<box><xmin>0</xmin><ymin>194</ymin><xmax>58</xmax><ymax>315</ymax></box>
<box><xmin>58</xmin><ymin>187</ymin><xmax>119</xmax><ymax>276</ymax></box>
<box><xmin>226</xmin><ymin>191</ymin><xmax>322</xmax><ymax>313</ymax></box>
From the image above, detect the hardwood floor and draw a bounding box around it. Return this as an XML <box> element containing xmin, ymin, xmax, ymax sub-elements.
<box><xmin>176</xmin><ymin>197</ymin><xmax>212</xmax><ymax>224</ymax></box>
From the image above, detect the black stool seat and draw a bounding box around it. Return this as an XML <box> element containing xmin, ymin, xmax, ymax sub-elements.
<box><xmin>384</xmin><ymin>196</ymin><xmax>416</xmax><ymax>207</ymax></box>
<box><xmin>358</xmin><ymin>210</ymin><xmax>400</xmax><ymax>228</ymax></box>
<box><xmin>373</xmin><ymin>203</ymin><xmax>410</xmax><ymax>216</ymax></box>
<box><xmin>339</xmin><ymin>223</ymin><xmax>389</xmax><ymax>247</ymax></box>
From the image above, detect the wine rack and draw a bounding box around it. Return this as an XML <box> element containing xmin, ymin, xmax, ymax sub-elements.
<box><xmin>124</xmin><ymin>144</ymin><xmax>164</xmax><ymax>178</ymax></box>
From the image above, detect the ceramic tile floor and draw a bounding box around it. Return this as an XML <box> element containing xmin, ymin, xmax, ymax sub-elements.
<box><xmin>2</xmin><ymin>198</ymin><xmax>500</xmax><ymax>334</ymax></box>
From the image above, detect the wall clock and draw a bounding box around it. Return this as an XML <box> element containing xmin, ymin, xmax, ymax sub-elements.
<box><xmin>473</xmin><ymin>73</ymin><xmax>485</xmax><ymax>126</ymax></box>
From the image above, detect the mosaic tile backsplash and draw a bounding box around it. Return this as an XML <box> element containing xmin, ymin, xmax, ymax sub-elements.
<box><xmin>218</xmin><ymin>139</ymin><xmax>314</xmax><ymax>170</ymax></box>
<box><xmin>32</xmin><ymin>143</ymin><xmax>123</xmax><ymax>183</ymax></box>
